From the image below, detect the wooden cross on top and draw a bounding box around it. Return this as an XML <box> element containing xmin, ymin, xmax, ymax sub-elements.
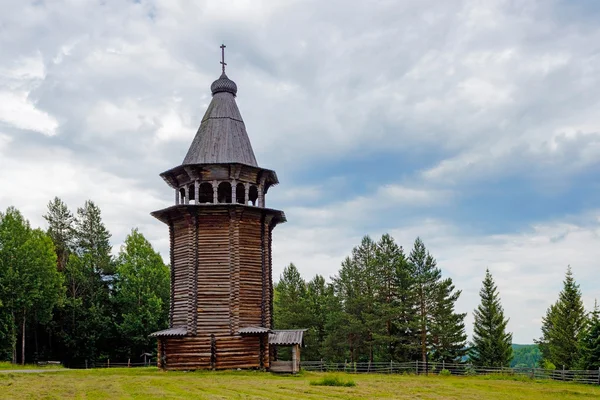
<box><xmin>220</xmin><ymin>44</ymin><xmax>227</xmax><ymax>74</ymax></box>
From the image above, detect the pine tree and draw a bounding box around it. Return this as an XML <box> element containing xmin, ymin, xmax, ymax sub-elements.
<box><xmin>304</xmin><ymin>275</ymin><xmax>331</xmax><ymax>360</ymax></box>
<box><xmin>469</xmin><ymin>269</ymin><xmax>513</xmax><ymax>367</ymax></box>
<box><xmin>332</xmin><ymin>236</ymin><xmax>378</xmax><ymax>363</ymax></box>
<box><xmin>375</xmin><ymin>234</ymin><xmax>416</xmax><ymax>361</ymax></box>
<box><xmin>52</xmin><ymin>200</ymin><xmax>114</xmax><ymax>364</ymax></box>
<box><xmin>579</xmin><ymin>301</ymin><xmax>600</xmax><ymax>370</ymax></box>
<box><xmin>43</xmin><ymin>197</ymin><xmax>75</xmax><ymax>271</ymax></box>
<box><xmin>430</xmin><ymin>277</ymin><xmax>467</xmax><ymax>363</ymax></box>
<box><xmin>409</xmin><ymin>237</ymin><xmax>441</xmax><ymax>363</ymax></box>
<box><xmin>536</xmin><ymin>267</ymin><xmax>587</xmax><ymax>369</ymax></box>
<box><xmin>75</xmin><ymin>200</ymin><xmax>113</xmax><ymax>276</ymax></box>
<box><xmin>274</xmin><ymin>263</ymin><xmax>308</xmax><ymax>330</ymax></box>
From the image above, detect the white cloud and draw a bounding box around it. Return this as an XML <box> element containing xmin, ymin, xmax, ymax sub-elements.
<box><xmin>1</xmin><ymin>0</ymin><xmax>600</xmax><ymax>348</ymax></box>
<box><xmin>275</xmin><ymin>202</ymin><xmax>600</xmax><ymax>343</ymax></box>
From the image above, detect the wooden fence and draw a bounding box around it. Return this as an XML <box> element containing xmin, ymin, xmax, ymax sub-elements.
<box><xmin>301</xmin><ymin>360</ymin><xmax>600</xmax><ymax>385</ymax></box>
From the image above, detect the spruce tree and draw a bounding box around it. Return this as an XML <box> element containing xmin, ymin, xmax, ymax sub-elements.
<box><xmin>469</xmin><ymin>269</ymin><xmax>513</xmax><ymax>367</ymax></box>
<box><xmin>536</xmin><ymin>267</ymin><xmax>587</xmax><ymax>369</ymax></box>
<box><xmin>579</xmin><ymin>301</ymin><xmax>600</xmax><ymax>370</ymax></box>
<box><xmin>43</xmin><ymin>197</ymin><xmax>75</xmax><ymax>271</ymax></box>
<box><xmin>409</xmin><ymin>237</ymin><xmax>441</xmax><ymax>363</ymax></box>
<box><xmin>430</xmin><ymin>278</ymin><xmax>467</xmax><ymax>363</ymax></box>
<box><xmin>375</xmin><ymin>234</ymin><xmax>415</xmax><ymax>361</ymax></box>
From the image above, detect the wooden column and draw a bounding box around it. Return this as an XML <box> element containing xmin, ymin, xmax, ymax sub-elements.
<box><xmin>244</xmin><ymin>183</ymin><xmax>250</xmax><ymax>205</ymax></box>
<box><xmin>258</xmin><ymin>184</ymin><xmax>265</xmax><ymax>208</ymax></box>
<box><xmin>194</xmin><ymin>181</ymin><xmax>200</xmax><ymax>205</ymax></box>
<box><xmin>213</xmin><ymin>180</ymin><xmax>218</xmax><ymax>203</ymax></box>
<box><xmin>292</xmin><ymin>345</ymin><xmax>298</xmax><ymax>374</ymax></box>
<box><xmin>175</xmin><ymin>189</ymin><xmax>180</xmax><ymax>205</ymax></box>
<box><xmin>231</xmin><ymin>180</ymin><xmax>237</xmax><ymax>204</ymax></box>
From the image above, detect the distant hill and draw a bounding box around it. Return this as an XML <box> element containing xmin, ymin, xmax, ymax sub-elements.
<box><xmin>510</xmin><ymin>344</ymin><xmax>541</xmax><ymax>368</ymax></box>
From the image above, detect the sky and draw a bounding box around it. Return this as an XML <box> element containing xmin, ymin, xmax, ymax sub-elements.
<box><xmin>1</xmin><ymin>0</ymin><xmax>600</xmax><ymax>344</ymax></box>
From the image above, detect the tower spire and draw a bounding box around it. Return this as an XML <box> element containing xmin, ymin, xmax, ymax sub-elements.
<box><xmin>220</xmin><ymin>44</ymin><xmax>227</xmax><ymax>74</ymax></box>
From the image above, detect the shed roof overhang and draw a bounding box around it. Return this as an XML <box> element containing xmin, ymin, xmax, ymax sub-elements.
<box><xmin>149</xmin><ymin>326</ymin><xmax>187</xmax><ymax>338</ymax></box>
<box><xmin>268</xmin><ymin>329</ymin><xmax>307</xmax><ymax>346</ymax></box>
<box><xmin>238</xmin><ymin>326</ymin><xmax>272</xmax><ymax>335</ymax></box>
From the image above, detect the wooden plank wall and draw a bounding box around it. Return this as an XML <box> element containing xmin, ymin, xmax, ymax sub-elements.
<box><xmin>238</xmin><ymin>212</ymin><xmax>263</xmax><ymax>329</ymax></box>
<box><xmin>197</xmin><ymin>210</ymin><xmax>230</xmax><ymax>335</ymax></box>
<box><xmin>171</xmin><ymin>218</ymin><xmax>191</xmax><ymax>327</ymax></box>
<box><xmin>162</xmin><ymin>207</ymin><xmax>276</xmax><ymax>370</ymax></box>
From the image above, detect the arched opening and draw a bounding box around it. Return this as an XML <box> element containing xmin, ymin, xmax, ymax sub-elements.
<box><xmin>236</xmin><ymin>183</ymin><xmax>245</xmax><ymax>204</ymax></box>
<box><xmin>179</xmin><ymin>188</ymin><xmax>186</xmax><ymax>204</ymax></box>
<box><xmin>198</xmin><ymin>182</ymin><xmax>213</xmax><ymax>204</ymax></box>
<box><xmin>248</xmin><ymin>185</ymin><xmax>258</xmax><ymax>206</ymax></box>
<box><xmin>188</xmin><ymin>184</ymin><xmax>196</xmax><ymax>203</ymax></box>
<box><xmin>218</xmin><ymin>182</ymin><xmax>232</xmax><ymax>204</ymax></box>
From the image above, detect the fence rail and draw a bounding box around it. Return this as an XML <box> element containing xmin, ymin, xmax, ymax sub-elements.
<box><xmin>301</xmin><ymin>360</ymin><xmax>600</xmax><ymax>385</ymax></box>
<box><xmin>66</xmin><ymin>361</ymin><xmax>156</xmax><ymax>369</ymax></box>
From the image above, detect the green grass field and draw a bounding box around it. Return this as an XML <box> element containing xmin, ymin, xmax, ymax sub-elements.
<box><xmin>0</xmin><ymin>362</ymin><xmax>63</xmax><ymax>370</ymax></box>
<box><xmin>1</xmin><ymin>368</ymin><xmax>599</xmax><ymax>399</ymax></box>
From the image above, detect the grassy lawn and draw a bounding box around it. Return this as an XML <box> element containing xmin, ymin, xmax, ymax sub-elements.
<box><xmin>0</xmin><ymin>362</ymin><xmax>63</xmax><ymax>370</ymax></box>
<box><xmin>0</xmin><ymin>368</ymin><xmax>599</xmax><ymax>399</ymax></box>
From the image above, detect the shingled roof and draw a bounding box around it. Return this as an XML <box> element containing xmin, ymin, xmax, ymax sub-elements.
<box><xmin>182</xmin><ymin>73</ymin><xmax>259</xmax><ymax>167</ymax></box>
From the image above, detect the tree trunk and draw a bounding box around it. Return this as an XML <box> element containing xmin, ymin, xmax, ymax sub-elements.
<box><xmin>11</xmin><ymin>312</ymin><xmax>16</xmax><ymax>364</ymax></box>
<box><xmin>35</xmin><ymin>319</ymin><xmax>39</xmax><ymax>362</ymax></box>
<box><xmin>21</xmin><ymin>312</ymin><xmax>26</xmax><ymax>365</ymax></box>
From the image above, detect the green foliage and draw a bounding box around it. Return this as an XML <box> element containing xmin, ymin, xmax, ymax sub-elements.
<box><xmin>429</xmin><ymin>277</ymin><xmax>468</xmax><ymax>362</ymax></box>
<box><xmin>536</xmin><ymin>267</ymin><xmax>587</xmax><ymax>370</ymax></box>
<box><xmin>510</xmin><ymin>344</ymin><xmax>541</xmax><ymax>368</ymax></box>
<box><xmin>48</xmin><ymin>200</ymin><xmax>115</xmax><ymax>365</ymax></box>
<box><xmin>579</xmin><ymin>301</ymin><xmax>600</xmax><ymax>370</ymax></box>
<box><xmin>309</xmin><ymin>375</ymin><xmax>356</xmax><ymax>387</ymax></box>
<box><xmin>541</xmin><ymin>359</ymin><xmax>556</xmax><ymax>370</ymax></box>
<box><xmin>274</xmin><ymin>234</ymin><xmax>465</xmax><ymax>365</ymax></box>
<box><xmin>469</xmin><ymin>269</ymin><xmax>513</xmax><ymax>367</ymax></box>
<box><xmin>0</xmin><ymin>207</ymin><xmax>63</xmax><ymax>363</ymax></box>
<box><xmin>43</xmin><ymin>197</ymin><xmax>75</xmax><ymax>271</ymax></box>
<box><xmin>439</xmin><ymin>368</ymin><xmax>452</xmax><ymax>376</ymax></box>
<box><xmin>113</xmin><ymin>229</ymin><xmax>170</xmax><ymax>359</ymax></box>
<box><xmin>410</xmin><ymin>237</ymin><xmax>466</xmax><ymax>363</ymax></box>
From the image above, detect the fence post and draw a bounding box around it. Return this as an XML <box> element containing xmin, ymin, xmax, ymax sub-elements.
<box><xmin>320</xmin><ymin>358</ymin><xmax>323</xmax><ymax>372</ymax></box>
<box><xmin>563</xmin><ymin>365</ymin><xmax>565</xmax><ymax>381</ymax></box>
<box><xmin>85</xmin><ymin>359</ymin><xmax>88</xmax><ymax>370</ymax></box>
<box><xmin>416</xmin><ymin>360</ymin><xmax>419</xmax><ymax>375</ymax></box>
<box><xmin>128</xmin><ymin>358</ymin><xmax>131</xmax><ymax>368</ymax></box>
<box><xmin>107</xmin><ymin>359</ymin><xmax>110</xmax><ymax>368</ymax></box>
<box><xmin>344</xmin><ymin>359</ymin><xmax>347</xmax><ymax>373</ymax></box>
<box><xmin>442</xmin><ymin>360</ymin><xmax>445</xmax><ymax>371</ymax></box>
<box><xmin>598</xmin><ymin>367</ymin><xmax>600</xmax><ymax>385</ymax></box>
<box><xmin>390</xmin><ymin>360</ymin><xmax>393</xmax><ymax>374</ymax></box>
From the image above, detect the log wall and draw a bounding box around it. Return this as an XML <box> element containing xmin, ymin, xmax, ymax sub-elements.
<box><xmin>160</xmin><ymin>206</ymin><xmax>278</xmax><ymax>370</ymax></box>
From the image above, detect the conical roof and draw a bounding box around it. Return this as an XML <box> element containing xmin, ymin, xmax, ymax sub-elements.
<box><xmin>182</xmin><ymin>73</ymin><xmax>258</xmax><ymax>167</ymax></box>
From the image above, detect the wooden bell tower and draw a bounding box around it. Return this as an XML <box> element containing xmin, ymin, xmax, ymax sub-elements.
<box><xmin>150</xmin><ymin>46</ymin><xmax>286</xmax><ymax>370</ymax></box>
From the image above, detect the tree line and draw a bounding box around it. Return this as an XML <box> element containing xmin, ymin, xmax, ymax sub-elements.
<box><xmin>273</xmin><ymin>234</ymin><xmax>600</xmax><ymax>370</ymax></box>
<box><xmin>0</xmin><ymin>199</ymin><xmax>169</xmax><ymax>365</ymax></box>
<box><xmin>1</xmin><ymin>201</ymin><xmax>599</xmax><ymax>371</ymax></box>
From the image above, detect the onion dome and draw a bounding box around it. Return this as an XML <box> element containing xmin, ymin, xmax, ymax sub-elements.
<box><xmin>211</xmin><ymin>73</ymin><xmax>238</xmax><ymax>96</ymax></box>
